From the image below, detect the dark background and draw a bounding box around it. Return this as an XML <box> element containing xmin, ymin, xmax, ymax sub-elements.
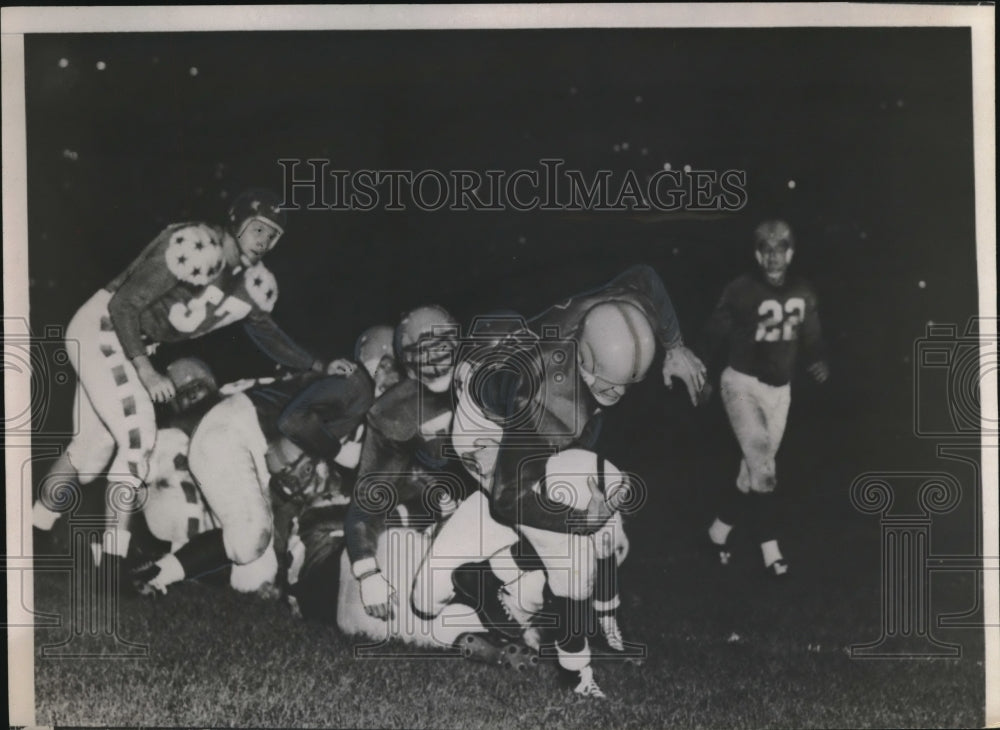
<box><xmin>24</xmin><ymin>27</ymin><xmax>983</xmax><ymax>635</ymax></box>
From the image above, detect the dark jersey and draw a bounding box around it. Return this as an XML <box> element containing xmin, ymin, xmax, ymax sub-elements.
<box><xmin>485</xmin><ymin>264</ymin><xmax>684</xmax><ymax>533</ymax></box>
<box><xmin>697</xmin><ymin>271</ymin><xmax>825</xmax><ymax>387</ymax></box>
<box><xmin>105</xmin><ymin>222</ymin><xmax>315</xmax><ymax>369</ymax></box>
<box><xmin>345</xmin><ymin>377</ymin><xmax>462</xmax><ymax>563</ymax></box>
<box><xmin>246</xmin><ymin>368</ymin><xmax>375</xmax><ymax>462</ymax></box>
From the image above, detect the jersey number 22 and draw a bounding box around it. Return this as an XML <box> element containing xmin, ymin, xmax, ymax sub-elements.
<box><xmin>755</xmin><ymin>298</ymin><xmax>805</xmax><ymax>342</ymax></box>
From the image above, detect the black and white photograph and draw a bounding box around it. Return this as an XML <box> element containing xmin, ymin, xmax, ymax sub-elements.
<box><xmin>4</xmin><ymin>5</ymin><xmax>997</xmax><ymax>728</ymax></box>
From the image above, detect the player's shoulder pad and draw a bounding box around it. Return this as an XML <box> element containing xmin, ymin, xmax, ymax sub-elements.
<box><xmin>366</xmin><ymin>378</ymin><xmax>421</xmax><ymax>442</ymax></box>
<box><xmin>243</xmin><ymin>262</ymin><xmax>279</xmax><ymax>313</ymax></box>
<box><xmin>162</xmin><ymin>223</ymin><xmax>226</xmax><ymax>287</ymax></box>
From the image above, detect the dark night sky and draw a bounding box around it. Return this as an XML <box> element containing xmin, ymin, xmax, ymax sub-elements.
<box><xmin>23</xmin><ymin>28</ymin><xmax>979</xmax><ymax>470</ymax></box>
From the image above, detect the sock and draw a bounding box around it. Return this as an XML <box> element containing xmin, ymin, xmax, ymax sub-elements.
<box><xmin>748</xmin><ymin>492</ymin><xmax>780</xmax><ymax>553</ymax></box>
<box><xmin>174</xmin><ymin>528</ymin><xmax>232</xmax><ymax>580</ymax></box>
<box><xmin>152</xmin><ymin>553</ymin><xmax>185</xmax><ymax>589</ymax></box>
<box><xmin>708</xmin><ymin>517</ymin><xmax>733</xmax><ymax>546</ymax></box>
<box><xmin>556</xmin><ymin>636</ymin><xmax>591</xmax><ymax>672</ymax></box>
<box><xmin>761</xmin><ymin>539</ymin><xmax>783</xmax><ymax>567</ymax></box>
<box><xmin>103</xmin><ymin>528</ymin><xmax>131</xmax><ymax>558</ymax></box>
<box><xmin>32</xmin><ymin>501</ymin><xmax>61</xmax><ymax>531</ymax></box>
<box><xmin>720</xmin><ymin>483</ymin><xmax>750</xmax><ymax>523</ymax></box>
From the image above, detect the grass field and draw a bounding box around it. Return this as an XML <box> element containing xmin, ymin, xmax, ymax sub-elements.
<box><xmin>31</xmin><ymin>400</ymin><xmax>986</xmax><ymax>728</ymax></box>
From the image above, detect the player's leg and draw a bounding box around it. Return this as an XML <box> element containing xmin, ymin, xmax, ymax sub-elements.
<box><xmin>66</xmin><ymin>292</ymin><xmax>158</xmax><ymax>564</ymax></box>
<box><xmin>411</xmin><ymin>490</ymin><xmax>519</xmax><ymax>621</ymax></box>
<box><xmin>592</xmin><ymin>512</ymin><xmax>629</xmax><ymax>652</ymax></box>
<box><xmin>33</xmin><ymin>385</ymin><xmax>116</xmax><ymax>545</ymax></box>
<box><xmin>135</xmin><ymin>395</ymin><xmax>272</xmax><ymax>593</ymax></box>
<box><xmin>519</xmin><ymin>525</ymin><xmax>604</xmax><ymax>698</ymax></box>
<box><xmin>752</xmin><ymin>384</ymin><xmax>792</xmax><ymax>575</ymax></box>
<box><xmin>712</xmin><ymin>367</ymin><xmax>766</xmax><ymax>562</ymax></box>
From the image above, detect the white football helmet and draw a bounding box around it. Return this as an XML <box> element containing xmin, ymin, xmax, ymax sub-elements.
<box><xmin>577</xmin><ymin>301</ymin><xmax>656</xmax><ymax>406</ymax></box>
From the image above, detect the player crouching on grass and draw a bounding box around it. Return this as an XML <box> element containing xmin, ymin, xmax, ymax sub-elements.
<box><xmin>131</xmin><ymin>357</ymin><xmax>370</xmax><ymax>595</ymax></box>
<box><xmin>340</xmin><ymin>308</ymin><xmax>533</xmax><ymax>660</ymax></box>
<box><xmin>31</xmin><ymin>189</ymin><xmax>329</xmax><ymax>587</ymax></box>
<box><xmin>413</xmin><ymin>265</ymin><xmax>707</xmax><ymax>699</ymax></box>
<box><xmin>697</xmin><ymin>219</ymin><xmax>829</xmax><ymax>577</ymax></box>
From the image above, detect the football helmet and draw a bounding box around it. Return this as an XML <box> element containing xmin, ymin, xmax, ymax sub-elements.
<box><xmin>754</xmin><ymin>219</ymin><xmax>795</xmax><ymax>249</ymax></box>
<box><xmin>227</xmin><ymin>189</ymin><xmax>286</xmax><ymax>261</ymax></box>
<box><xmin>577</xmin><ymin>301</ymin><xmax>656</xmax><ymax>406</ymax></box>
<box><xmin>355</xmin><ymin>325</ymin><xmax>396</xmax><ymax>379</ymax></box>
<box><xmin>394</xmin><ymin>305</ymin><xmax>460</xmax><ymax>393</ymax></box>
<box><xmin>754</xmin><ymin>219</ymin><xmax>795</xmax><ymax>284</ymax></box>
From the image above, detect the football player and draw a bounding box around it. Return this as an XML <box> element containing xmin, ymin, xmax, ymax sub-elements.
<box><xmin>415</xmin><ymin>264</ymin><xmax>706</xmax><ymax>698</ymax></box>
<box><xmin>132</xmin><ymin>362</ymin><xmax>374</xmax><ymax>595</ymax></box>
<box><xmin>286</xmin><ymin>324</ymin><xmax>404</xmax><ymax>621</ymax></box>
<box><xmin>698</xmin><ymin>220</ymin><xmax>829</xmax><ymax>577</ymax></box>
<box><xmin>344</xmin><ymin>307</ymin><xmax>522</xmax><ymax>651</ymax></box>
<box><xmin>32</xmin><ymin>190</ymin><xmax>329</xmax><ymax>582</ymax></box>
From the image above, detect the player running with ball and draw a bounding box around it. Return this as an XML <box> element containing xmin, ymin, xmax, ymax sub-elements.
<box><xmin>698</xmin><ymin>220</ymin><xmax>829</xmax><ymax>577</ymax></box>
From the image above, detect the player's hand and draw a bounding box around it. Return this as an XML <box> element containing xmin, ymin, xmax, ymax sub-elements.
<box><xmin>136</xmin><ymin>364</ymin><xmax>176</xmax><ymax>403</ymax></box>
<box><xmin>326</xmin><ymin>358</ymin><xmax>358</xmax><ymax>376</ymax></box>
<box><xmin>662</xmin><ymin>345</ymin><xmax>707</xmax><ymax>406</ymax></box>
<box><xmin>359</xmin><ymin>571</ymin><xmax>396</xmax><ymax>621</ymax></box>
<box><xmin>807</xmin><ymin>361</ymin><xmax>830</xmax><ymax>384</ymax></box>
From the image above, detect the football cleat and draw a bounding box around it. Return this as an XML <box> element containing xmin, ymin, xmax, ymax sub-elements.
<box><xmin>707</xmin><ymin>533</ymin><xmax>732</xmax><ymax>567</ymax></box>
<box><xmin>131</xmin><ymin>561</ymin><xmax>167</xmax><ymax>596</ymax></box>
<box><xmin>767</xmin><ymin>558</ymin><xmax>789</xmax><ymax>577</ymax></box>
<box><xmin>598</xmin><ymin>613</ymin><xmax>625</xmax><ymax>652</ymax></box>
<box><xmin>767</xmin><ymin>559</ymin><xmax>789</xmax><ymax>578</ymax></box>
<box><xmin>573</xmin><ymin>666</ymin><xmax>607</xmax><ymax>699</ymax></box>
<box><xmin>500</xmin><ymin>641</ymin><xmax>540</xmax><ymax>672</ymax></box>
<box><xmin>498</xmin><ymin>585</ymin><xmax>536</xmax><ymax>629</ymax></box>
<box><xmin>456</xmin><ymin>632</ymin><xmax>538</xmax><ymax>671</ymax></box>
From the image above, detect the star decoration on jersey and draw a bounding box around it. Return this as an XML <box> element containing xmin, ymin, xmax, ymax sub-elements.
<box><xmin>166</xmin><ymin>224</ymin><xmax>224</xmax><ymax>287</ymax></box>
<box><xmin>243</xmin><ymin>263</ymin><xmax>279</xmax><ymax>313</ymax></box>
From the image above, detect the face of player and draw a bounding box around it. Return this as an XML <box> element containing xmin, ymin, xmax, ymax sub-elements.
<box><xmin>171</xmin><ymin>381</ymin><xmax>215</xmax><ymax>413</ymax></box>
<box><xmin>372</xmin><ymin>355</ymin><xmax>403</xmax><ymax>398</ymax></box>
<box><xmin>236</xmin><ymin>217</ymin><xmax>283</xmax><ymax>265</ymax></box>
<box><xmin>579</xmin><ymin>366</ymin><xmax>629</xmax><ymax>407</ymax></box>
<box><xmin>755</xmin><ymin>238</ymin><xmax>794</xmax><ymax>285</ymax></box>
<box><xmin>407</xmin><ymin>337</ymin><xmax>457</xmax><ymax>393</ymax></box>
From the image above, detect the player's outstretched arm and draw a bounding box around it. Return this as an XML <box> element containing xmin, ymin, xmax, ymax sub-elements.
<box><xmin>276</xmin><ymin>369</ymin><xmax>374</xmax><ymax>462</ymax></box>
<box><xmin>243</xmin><ymin>311</ymin><xmax>323</xmax><ymax>372</ymax></box>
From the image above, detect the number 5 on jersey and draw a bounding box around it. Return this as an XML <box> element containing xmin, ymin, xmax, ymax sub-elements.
<box><xmin>756</xmin><ymin>298</ymin><xmax>805</xmax><ymax>342</ymax></box>
<box><xmin>169</xmin><ymin>285</ymin><xmax>253</xmax><ymax>333</ymax></box>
